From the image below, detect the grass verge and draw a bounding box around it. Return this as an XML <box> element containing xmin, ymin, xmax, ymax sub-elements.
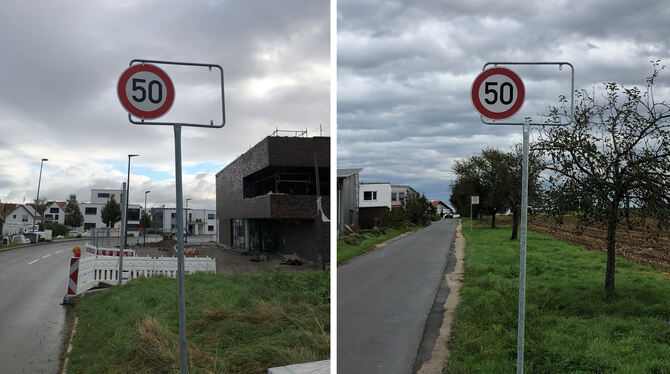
<box><xmin>337</xmin><ymin>226</ymin><xmax>420</xmax><ymax>265</ymax></box>
<box><xmin>0</xmin><ymin>241</ymin><xmax>22</xmax><ymax>250</ymax></box>
<box><xmin>67</xmin><ymin>268</ymin><xmax>329</xmax><ymax>374</ymax></box>
<box><xmin>445</xmin><ymin>225</ymin><xmax>670</xmax><ymax>373</ymax></box>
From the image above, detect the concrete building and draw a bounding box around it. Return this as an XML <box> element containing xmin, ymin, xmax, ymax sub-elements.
<box><xmin>77</xmin><ymin>189</ymin><xmax>141</xmax><ymax>235</ymax></box>
<box><xmin>431</xmin><ymin>200</ymin><xmax>453</xmax><ymax>217</ymax></box>
<box><xmin>215</xmin><ymin>135</ymin><xmax>330</xmax><ymax>264</ymax></box>
<box><xmin>391</xmin><ymin>185</ymin><xmax>418</xmax><ymax>209</ymax></box>
<box><xmin>149</xmin><ymin>207</ymin><xmax>217</xmax><ymax>236</ymax></box>
<box><xmin>358</xmin><ymin>182</ymin><xmax>392</xmax><ymax>229</ymax></box>
<box><xmin>337</xmin><ymin>168</ymin><xmax>362</xmax><ymax>235</ymax></box>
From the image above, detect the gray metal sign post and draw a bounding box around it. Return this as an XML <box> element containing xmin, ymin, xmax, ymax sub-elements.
<box><xmin>118</xmin><ymin>59</ymin><xmax>225</xmax><ymax>374</ymax></box>
<box><xmin>472</xmin><ymin>62</ymin><xmax>573</xmax><ymax>374</ymax></box>
<box><xmin>119</xmin><ymin>182</ymin><xmax>127</xmax><ymax>286</ymax></box>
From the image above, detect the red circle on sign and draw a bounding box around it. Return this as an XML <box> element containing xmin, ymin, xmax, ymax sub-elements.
<box><xmin>117</xmin><ymin>64</ymin><xmax>175</xmax><ymax>119</ymax></box>
<box><xmin>471</xmin><ymin>67</ymin><xmax>525</xmax><ymax>120</ymax></box>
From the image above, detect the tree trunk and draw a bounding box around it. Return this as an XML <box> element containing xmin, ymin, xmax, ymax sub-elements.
<box><xmin>604</xmin><ymin>210</ymin><xmax>618</xmax><ymax>292</ymax></box>
<box><xmin>511</xmin><ymin>206</ymin><xmax>519</xmax><ymax>240</ymax></box>
<box><xmin>491</xmin><ymin>210</ymin><xmax>496</xmax><ymax>229</ymax></box>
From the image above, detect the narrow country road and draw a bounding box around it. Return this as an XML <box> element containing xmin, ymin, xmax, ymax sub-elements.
<box><xmin>0</xmin><ymin>240</ymin><xmax>88</xmax><ymax>373</ymax></box>
<box><xmin>338</xmin><ymin>219</ymin><xmax>458</xmax><ymax>374</ymax></box>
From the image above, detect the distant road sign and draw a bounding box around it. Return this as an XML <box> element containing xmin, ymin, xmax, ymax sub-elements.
<box><xmin>471</xmin><ymin>67</ymin><xmax>525</xmax><ymax>120</ymax></box>
<box><xmin>471</xmin><ymin>196</ymin><xmax>479</xmax><ymax>204</ymax></box>
<box><xmin>117</xmin><ymin>64</ymin><xmax>175</xmax><ymax>119</ymax></box>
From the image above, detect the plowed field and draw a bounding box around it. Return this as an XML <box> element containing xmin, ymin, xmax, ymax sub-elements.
<box><xmin>529</xmin><ymin>217</ymin><xmax>670</xmax><ymax>273</ymax></box>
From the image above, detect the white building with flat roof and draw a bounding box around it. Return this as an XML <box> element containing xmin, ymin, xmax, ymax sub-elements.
<box><xmin>149</xmin><ymin>207</ymin><xmax>216</xmax><ymax>236</ymax></box>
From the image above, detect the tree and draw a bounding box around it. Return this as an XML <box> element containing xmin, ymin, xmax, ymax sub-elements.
<box><xmin>101</xmin><ymin>194</ymin><xmax>121</xmax><ymax>228</ymax></box>
<box><xmin>64</xmin><ymin>194</ymin><xmax>83</xmax><ymax>228</ymax></box>
<box><xmin>404</xmin><ymin>192</ymin><xmax>431</xmax><ymax>226</ymax></box>
<box><xmin>506</xmin><ymin>145</ymin><xmax>544</xmax><ymax>240</ymax></box>
<box><xmin>536</xmin><ymin>62</ymin><xmax>670</xmax><ymax>292</ymax></box>
<box><xmin>140</xmin><ymin>212</ymin><xmax>152</xmax><ymax>230</ymax></box>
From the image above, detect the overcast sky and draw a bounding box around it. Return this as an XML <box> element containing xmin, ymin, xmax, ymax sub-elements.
<box><xmin>0</xmin><ymin>1</ymin><xmax>329</xmax><ymax>209</ymax></box>
<box><xmin>337</xmin><ymin>0</ymin><xmax>670</xmax><ymax>210</ymax></box>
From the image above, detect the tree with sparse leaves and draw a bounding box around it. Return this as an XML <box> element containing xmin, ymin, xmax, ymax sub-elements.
<box><xmin>536</xmin><ymin>61</ymin><xmax>670</xmax><ymax>292</ymax></box>
<box><xmin>140</xmin><ymin>212</ymin><xmax>152</xmax><ymax>230</ymax></box>
<box><xmin>64</xmin><ymin>194</ymin><xmax>83</xmax><ymax>228</ymax></box>
<box><xmin>101</xmin><ymin>194</ymin><xmax>121</xmax><ymax>228</ymax></box>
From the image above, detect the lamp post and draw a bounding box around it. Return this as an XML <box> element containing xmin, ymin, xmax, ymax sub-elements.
<box><xmin>185</xmin><ymin>198</ymin><xmax>191</xmax><ymax>243</ymax></box>
<box><xmin>124</xmin><ymin>154</ymin><xmax>139</xmax><ymax>247</ymax></box>
<box><xmin>32</xmin><ymin>158</ymin><xmax>48</xmax><ymax>241</ymax></box>
<box><xmin>144</xmin><ymin>190</ymin><xmax>151</xmax><ymax>245</ymax></box>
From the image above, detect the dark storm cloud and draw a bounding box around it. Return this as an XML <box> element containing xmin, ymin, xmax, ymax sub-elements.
<box><xmin>337</xmin><ymin>0</ymin><xmax>670</xmax><ymax>207</ymax></box>
<box><xmin>0</xmin><ymin>0</ymin><xmax>329</xmax><ymax>208</ymax></box>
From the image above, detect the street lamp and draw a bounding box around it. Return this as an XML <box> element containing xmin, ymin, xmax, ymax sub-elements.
<box><xmin>124</xmin><ymin>154</ymin><xmax>139</xmax><ymax>246</ymax></box>
<box><xmin>144</xmin><ymin>190</ymin><xmax>151</xmax><ymax>245</ymax></box>
<box><xmin>32</xmin><ymin>158</ymin><xmax>48</xmax><ymax>241</ymax></box>
<box><xmin>185</xmin><ymin>198</ymin><xmax>191</xmax><ymax>243</ymax></box>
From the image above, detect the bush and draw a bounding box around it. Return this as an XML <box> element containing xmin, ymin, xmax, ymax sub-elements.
<box><xmin>40</xmin><ymin>221</ymin><xmax>69</xmax><ymax>237</ymax></box>
<box><xmin>376</xmin><ymin>208</ymin><xmax>409</xmax><ymax>229</ymax></box>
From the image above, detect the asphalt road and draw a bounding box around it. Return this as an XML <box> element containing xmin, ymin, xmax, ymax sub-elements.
<box><xmin>0</xmin><ymin>239</ymin><xmax>89</xmax><ymax>373</ymax></box>
<box><xmin>338</xmin><ymin>219</ymin><xmax>458</xmax><ymax>374</ymax></box>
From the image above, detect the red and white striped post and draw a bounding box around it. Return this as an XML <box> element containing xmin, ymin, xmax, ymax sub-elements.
<box><xmin>63</xmin><ymin>247</ymin><xmax>81</xmax><ymax>305</ymax></box>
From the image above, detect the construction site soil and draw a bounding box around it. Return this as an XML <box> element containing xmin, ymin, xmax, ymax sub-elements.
<box><xmin>528</xmin><ymin>217</ymin><xmax>670</xmax><ymax>274</ymax></box>
<box><xmin>132</xmin><ymin>239</ymin><xmax>317</xmax><ymax>274</ymax></box>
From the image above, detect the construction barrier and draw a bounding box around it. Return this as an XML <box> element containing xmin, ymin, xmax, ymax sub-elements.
<box><xmin>63</xmin><ymin>254</ymin><xmax>215</xmax><ymax>303</ymax></box>
<box><xmin>85</xmin><ymin>244</ymin><xmax>135</xmax><ymax>257</ymax></box>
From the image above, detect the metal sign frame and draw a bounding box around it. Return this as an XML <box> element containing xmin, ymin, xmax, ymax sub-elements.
<box><xmin>479</xmin><ymin>62</ymin><xmax>574</xmax><ymax>126</ymax></box>
<box><xmin>127</xmin><ymin>59</ymin><xmax>226</xmax><ymax>128</ymax></box>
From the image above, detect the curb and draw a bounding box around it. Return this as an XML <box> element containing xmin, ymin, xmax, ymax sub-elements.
<box><xmin>0</xmin><ymin>238</ymin><xmax>88</xmax><ymax>253</ymax></box>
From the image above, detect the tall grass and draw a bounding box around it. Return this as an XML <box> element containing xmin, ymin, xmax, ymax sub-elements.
<box><xmin>445</xmin><ymin>226</ymin><xmax>670</xmax><ymax>373</ymax></box>
<box><xmin>67</xmin><ymin>269</ymin><xmax>329</xmax><ymax>373</ymax></box>
<box><xmin>337</xmin><ymin>226</ymin><xmax>419</xmax><ymax>264</ymax></box>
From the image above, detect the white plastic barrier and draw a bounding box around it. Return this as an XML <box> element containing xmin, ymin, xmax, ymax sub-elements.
<box><xmin>64</xmin><ymin>255</ymin><xmax>216</xmax><ymax>299</ymax></box>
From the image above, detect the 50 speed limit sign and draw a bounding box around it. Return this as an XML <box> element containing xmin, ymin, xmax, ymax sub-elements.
<box><xmin>471</xmin><ymin>67</ymin><xmax>525</xmax><ymax>120</ymax></box>
<box><xmin>117</xmin><ymin>64</ymin><xmax>175</xmax><ymax>119</ymax></box>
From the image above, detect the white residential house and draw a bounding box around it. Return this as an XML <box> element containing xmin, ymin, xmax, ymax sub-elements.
<box><xmin>391</xmin><ymin>185</ymin><xmax>419</xmax><ymax>209</ymax></box>
<box><xmin>149</xmin><ymin>207</ymin><xmax>217</xmax><ymax>235</ymax></box>
<box><xmin>44</xmin><ymin>202</ymin><xmax>66</xmax><ymax>225</ymax></box>
<box><xmin>1</xmin><ymin>205</ymin><xmax>42</xmax><ymax>236</ymax></box>
<box><xmin>358</xmin><ymin>182</ymin><xmax>392</xmax><ymax>229</ymax></box>
<box><xmin>431</xmin><ymin>200</ymin><xmax>453</xmax><ymax>216</ymax></box>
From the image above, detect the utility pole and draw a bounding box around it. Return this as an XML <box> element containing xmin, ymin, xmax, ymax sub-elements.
<box><xmin>144</xmin><ymin>190</ymin><xmax>151</xmax><ymax>246</ymax></box>
<box><xmin>32</xmin><ymin>158</ymin><xmax>48</xmax><ymax>241</ymax></box>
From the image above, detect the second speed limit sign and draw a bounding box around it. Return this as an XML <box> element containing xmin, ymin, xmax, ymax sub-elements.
<box><xmin>471</xmin><ymin>67</ymin><xmax>525</xmax><ymax>120</ymax></box>
<box><xmin>117</xmin><ymin>64</ymin><xmax>175</xmax><ymax>119</ymax></box>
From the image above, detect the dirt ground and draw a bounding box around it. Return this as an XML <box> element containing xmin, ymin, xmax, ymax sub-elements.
<box><xmin>132</xmin><ymin>239</ymin><xmax>319</xmax><ymax>274</ymax></box>
<box><xmin>529</xmin><ymin>216</ymin><xmax>670</xmax><ymax>273</ymax></box>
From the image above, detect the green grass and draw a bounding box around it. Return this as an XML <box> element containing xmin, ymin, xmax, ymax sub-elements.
<box><xmin>67</xmin><ymin>269</ymin><xmax>329</xmax><ymax>374</ymax></box>
<box><xmin>445</xmin><ymin>225</ymin><xmax>670</xmax><ymax>373</ymax></box>
<box><xmin>337</xmin><ymin>226</ymin><xmax>420</xmax><ymax>264</ymax></box>
<box><xmin>0</xmin><ymin>241</ymin><xmax>22</xmax><ymax>250</ymax></box>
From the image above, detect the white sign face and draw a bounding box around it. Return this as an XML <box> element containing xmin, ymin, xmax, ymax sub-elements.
<box><xmin>471</xmin><ymin>67</ymin><xmax>525</xmax><ymax>120</ymax></box>
<box><xmin>471</xmin><ymin>196</ymin><xmax>479</xmax><ymax>204</ymax></box>
<box><xmin>117</xmin><ymin>64</ymin><xmax>175</xmax><ymax>120</ymax></box>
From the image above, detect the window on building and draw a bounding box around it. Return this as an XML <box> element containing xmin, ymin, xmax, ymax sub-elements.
<box><xmin>188</xmin><ymin>213</ymin><xmax>192</xmax><ymax>221</ymax></box>
<box><xmin>171</xmin><ymin>224</ymin><xmax>175</xmax><ymax>230</ymax></box>
<box><xmin>12</xmin><ymin>214</ymin><xmax>16</xmax><ymax>219</ymax></box>
<box><xmin>363</xmin><ymin>191</ymin><xmax>377</xmax><ymax>201</ymax></box>
<box><xmin>232</xmin><ymin>218</ymin><xmax>246</xmax><ymax>249</ymax></box>
<box><xmin>54</xmin><ymin>214</ymin><xmax>59</xmax><ymax>220</ymax></box>
<box><xmin>45</xmin><ymin>214</ymin><xmax>53</xmax><ymax>220</ymax></box>
<box><xmin>208</xmin><ymin>225</ymin><xmax>214</xmax><ymax>231</ymax></box>
<box><xmin>399</xmin><ymin>192</ymin><xmax>405</xmax><ymax>200</ymax></box>
<box><xmin>97</xmin><ymin>193</ymin><xmax>110</xmax><ymax>198</ymax></box>
<box><xmin>171</xmin><ymin>213</ymin><xmax>176</xmax><ymax>218</ymax></box>
<box><xmin>208</xmin><ymin>213</ymin><xmax>215</xmax><ymax>220</ymax></box>
<box><xmin>85</xmin><ymin>207</ymin><xmax>97</xmax><ymax>215</ymax></box>
<box><xmin>392</xmin><ymin>192</ymin><xmax>397</xmax><ymax>201</ymax></box>
<box><xmin>22</xmin><ymin>214</ymin><xmax>28</xmax><ymax>222</ymax></box>
<box><xmin>84</xmin><ymin>222</ymin><xmax>96</xmax><ymax>230</ymax></box>
<box><xmin>128</xmin><ymin>209</ymin><xmax>140</xmax><ymax>221</ymax></box>
<box><xmin>50</xmin><ymin>207</ymin><xmax>59</xmax><ymax>213</ymax></box>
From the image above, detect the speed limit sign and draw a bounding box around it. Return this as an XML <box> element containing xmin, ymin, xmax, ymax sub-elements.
<box><xmin>117</xmin><ymin>64</ymin><xmax>175</xmax><ymax>119</ymax></box>
<box><xmin>471</xmin><ymin>67</ymin><xmax>525</xmax><ymax>120</ymax></box>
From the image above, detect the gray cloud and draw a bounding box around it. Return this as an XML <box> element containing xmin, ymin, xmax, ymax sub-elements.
<box><xmin>338</xmin><ymin>0</ymin><xmax>670</xmax><ymax>207</ymax></box>
<box><xmin>0</xmin><ymin>0</ymin><xmax>329</xmax><ymax>209</ymax></box>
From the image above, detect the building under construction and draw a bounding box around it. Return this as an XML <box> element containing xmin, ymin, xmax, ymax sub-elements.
<box><xmin>215</xmin><ymin>134</ymin><xmax>330</xmax><ymax>265</ymax></box>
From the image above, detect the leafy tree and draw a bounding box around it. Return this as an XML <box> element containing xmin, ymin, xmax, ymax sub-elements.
<box><xmin>64</xmin><ymin>194</ymin><xmax>83</xmax><ymax>228</ymax></box>
<box><xmin>536</xmin><ymin>62</ymin><xmax>670</xmax><ymax>292</ymax></box>
<box><xmin>101</xmin><ymin>194</ymin><xmax>121</xmax><ymax>228</ymax></box>
<box><xmin>506</xmin><ymin>145</ymin><xmax>545</xmax><ymax>240</ymax></box>
<box><xmin>140</xmin><ymin>212</ymin><xmax>152</xmax><ymax>230</ymax></box>
<box><xmin>404</xmin><ymin>192</ymin><xmax>431</xmax><ymax>226</ymax></box>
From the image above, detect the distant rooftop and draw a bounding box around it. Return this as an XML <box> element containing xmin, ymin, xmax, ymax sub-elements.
<box><xmin>337</xmin><ymin>168</ymin><xmax>363</xmax><ymax>178</ymax></box>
